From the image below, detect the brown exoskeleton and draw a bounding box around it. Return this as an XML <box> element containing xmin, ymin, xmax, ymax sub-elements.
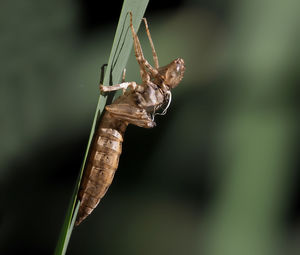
<box><xmin>75</xmin><ymin>12</ymin><xmax>185</xmax><ymax>226</ymax></box>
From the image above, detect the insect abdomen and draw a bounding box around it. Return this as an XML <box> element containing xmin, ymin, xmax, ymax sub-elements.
<box><xmin>75</xmin><ymin>119</ymin><xmax>125</xmax><ymax>226</ymax></box>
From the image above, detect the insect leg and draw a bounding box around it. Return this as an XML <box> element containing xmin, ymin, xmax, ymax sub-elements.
<box><xmin>122</xmin><ymin>68</ymin><xmax>126</xmax><ymax>82</ymax></box>
<box><xmin>142</xmin><ymin>18</ymin><xmax>159</xmax><ymax>69</ymax></box>
<box><xmin>99</xmin><ymin>64</ymin><xmax>107</xmax><ymax>85</ymax></box>
<box><xmin>100</xmin><ymin>81</ymin><xmax>138</xmax><ymax>94</ymax></box>
<box><xmin>129</xmin><ymin>12</ymin><xmax>158</xmax><ymax>82</ymax></box>
<box><xmin>106</xmin><ymin>103</ymin><xmax>156</xmax><ymax>128</ymax></box>
<box><xmin>122</xmin><ymin>68</ymin><xmax>126</xmax><ymax>94</ymax></box>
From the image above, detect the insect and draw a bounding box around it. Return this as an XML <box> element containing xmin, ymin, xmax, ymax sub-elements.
<box><xmin>75</xmin><ymin>12</ymin><xmax>185</xmax><ymax>226</ymax></box>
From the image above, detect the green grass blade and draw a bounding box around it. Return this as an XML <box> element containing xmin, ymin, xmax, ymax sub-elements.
<box><xmin>54</xmin><ymin>1</ymin><xmax>149</xmax><ymax>254</ymax></box>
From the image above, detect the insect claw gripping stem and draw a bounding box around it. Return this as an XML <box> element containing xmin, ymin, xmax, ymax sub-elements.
<box><xmin>99</xmin><ymin>64</ymin><xmax>107</xmax><ymax>85</ymax></box>
<box><xmin>76</xmin><ymin>12</ymin><xmax>185</xmax><ymax>226</ymax></box>
<box><xmin>99</xmin><ymin>64</ymin><xmax>107</xmax><ymax>95</ymax></box>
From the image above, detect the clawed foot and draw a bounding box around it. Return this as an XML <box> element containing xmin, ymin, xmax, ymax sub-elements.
<box><xmin>99</xmin><ymin>85</ymin><xmax>108</xmax><ymax>95</ymax></box>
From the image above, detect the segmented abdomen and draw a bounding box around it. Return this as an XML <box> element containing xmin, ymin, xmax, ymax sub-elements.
<box><xmin>75</xmin><ymin>122</ymin><xmax>125</xmax><ymax>226</ymax></box>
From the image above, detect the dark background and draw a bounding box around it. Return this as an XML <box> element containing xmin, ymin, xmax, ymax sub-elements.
<box><xmin>1</xmin><ymin>0</ymin><xmax>300</xmax><ymax>254</ymax></box>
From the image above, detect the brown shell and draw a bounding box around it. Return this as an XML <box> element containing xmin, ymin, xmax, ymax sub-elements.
<box><xmin>75</xmin><ymin>13</ymin><xmax>184</xmax><ymax>226</ymax></box>
<box><xmin>75</xmin><ymin>112</ymin><xmax>127</xmax><ymax>226</ymax></box>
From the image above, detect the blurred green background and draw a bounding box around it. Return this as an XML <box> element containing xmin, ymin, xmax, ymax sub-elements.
<box><xmin>1</xmin><ymin>0</ymin><xmax>300</xmax><ymax>254</ymax></box>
